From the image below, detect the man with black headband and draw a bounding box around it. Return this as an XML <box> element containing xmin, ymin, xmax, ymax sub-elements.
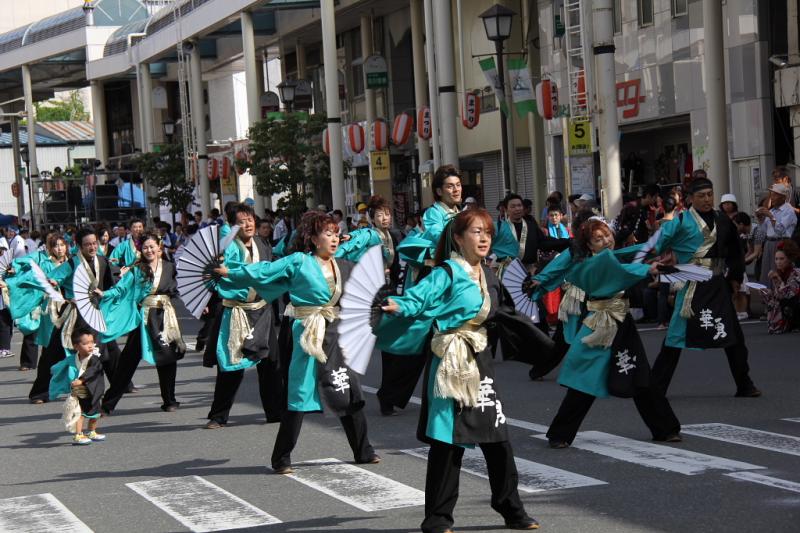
<box><xmin>637</xmin><ymin>177</ymin><xmax>760</xmax><ymax>398</ymax></box>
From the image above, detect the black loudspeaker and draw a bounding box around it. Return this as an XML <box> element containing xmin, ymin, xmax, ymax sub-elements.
<box><xmin>96</xmin><ymin>197</ymin><xmax>118</xmax><ymax>210</ymax></box>
<box><xmin>95</xmin><ymin>184</ymin><xmax>117</xmax><ymax>198</ymax></box>
<box><xmin>48</xmin><ymin>190</ymin><xmax>67</xmax><ymax>202</ymax></box>
<box><xmin>67</xmin><ymin>186</ymin><xmax>83</xmax><ymax>210</ymax></box>
<box><xmin>46</xmin><ymin>201</ymin><xmax>68</xmax><ymax>223</ymax></box>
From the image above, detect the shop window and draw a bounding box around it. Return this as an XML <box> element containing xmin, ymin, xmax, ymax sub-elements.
<box><xmin>638</xmin><ymin>0</ymin><xmax>654</xmax><ymax>27</ymax></box>
<box><xmin>672</xmin><ymin>0</ymin><xmax>688</xmax><ymax>17</ymax></box>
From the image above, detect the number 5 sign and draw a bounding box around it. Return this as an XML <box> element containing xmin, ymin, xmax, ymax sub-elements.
<box><xmin>568</xmin><ymin>118</ymin><xmax>593</xmax><ymax>155</ymax></box>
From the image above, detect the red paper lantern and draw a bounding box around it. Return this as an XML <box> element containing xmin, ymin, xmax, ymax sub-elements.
<box><xmin>372</xmin><ymin>119</ymin><xmax>389</xmax><ymax>151</ymax></box>
<box><xmin>322</xmin><ymin>129</ymin><xmax>331</xmax><ymax>156</ymax></box>
<box><xmin>208</xmin><ymin>157</ymin><xmax>219</xmax><ymax>180</ymax></box>
<box><xmin>391</xmin><ymin>113</ymin><xmax>413</xmax><ymax>145</ymax></box>
<box><xmin>461</xmin><ymin>91</ymin><xmax>481</xmax><ymax>129</ymax></box>
<box><xmin>576</xmin><ymin>70</ymin><xmax>587</xmax><ymax>108</ymax></box>
<box><xmin>536</xmin><ymin>80</ymin><xmax>559</xmax><ymax>120</ymax></box>
<box><xmin>347</xmin><ymin>123</ymin><xmax>365</xmax><ymax>153</ymax></box>
<box><xmin>221</xmin><ymin>156</ymin><xmax>231</xmax><ymax>180</ymax></box>
<box><xmin>417</xmin><ymin>106</ymin><xmax>432</xmax><ymax>140</ymax></box>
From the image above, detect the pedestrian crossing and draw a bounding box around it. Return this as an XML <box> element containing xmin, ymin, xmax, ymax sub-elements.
<box><xmin>3</xmin><ymin>417</ymin><xmax>800</xmax><ymax>532</ymax></box>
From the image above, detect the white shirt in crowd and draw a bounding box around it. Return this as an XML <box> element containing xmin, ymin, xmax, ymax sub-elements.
<box><xmin>25</xmin><ymin>238</ymin><xmax>40</xmax><ymax>255</ymax></box>
<box><xmin>763</xmin><ymin>202</ymin><xmax>797</xmax><ymax>238</ymax></box>
<box><xmin>273</xmin><ymin>219</ymin><xmax>289</xmax><ymax>242</ymax></box>
<box><xmin>8</xmin><ymin>235</ymin><xmax>25</xmax><ymax>257</ymax></box>
<box><xmin>337</xmin><ymin>220</ymin><xmax>348</xmax><ymax>236</ymax></box>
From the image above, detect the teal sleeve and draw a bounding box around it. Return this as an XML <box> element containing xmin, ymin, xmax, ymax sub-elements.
<box><xmin>48</xmin><ymin>259</ymin><xmax>75</xmax><ymax>287</ymax></box>
<box><xmin>335</xmin><ymin>228</ymin><xmax>381</xmax><ymax>262</ymax></box>
<box><xmin>109</xmin><ymin>242</ymin><xmax>125</xmax><ymax>262</ymax></box>
<box><xmin>532</xmin><ymin>249</ymin><xmax>573</xmax><ymax>298</ymax></box>
<box><xmin>392</xmin><ymin>267</ymin><xmax>451</xmax><ymax>318</ymax></box>
<box><xmin>100</xmin><ymin>269</ymin><xmax>138</xmax><ymax>303</ymax></box>
<box><xmin>492</xmin><ymin>220</ymin><xmax>519</xmax><ymax>260</ymax></box>
<box><xmin>226</xmin><ymin>252</ymin><xmax>302</xmax><ymax>302</ymax></box>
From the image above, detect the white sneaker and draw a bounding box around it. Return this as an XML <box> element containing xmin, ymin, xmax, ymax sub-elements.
<box><xmin>736</xmin><ymin>312</ymin><xmax>749</xmax><ymax>320</ymax></box>
<box><xmin>0</xmin><ymin>350</ymin><xmax>13</xmax><ymax>358</ymax></box>
<box><xmin>72</xmin><ymin>433</ymin><xmax>92</xmax><ymax>446</ymax></box>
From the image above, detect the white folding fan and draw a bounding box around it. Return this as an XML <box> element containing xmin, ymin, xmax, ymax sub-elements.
<box><xmin>176</xmin><ymin>225</ymin><xmax>239</xmax><ymax>319</ymax></box>
<box><xmin>338</xmin><ymin>245</ymin><xmax>388</xmax><ymax>375</ymax></box>
<box><xmin>28</xmin><ymin>261</ymin><xmax>65</xmax><ymax>304</ymax></box>
<box><xmin>501</xmin><ymin>258</ymin><xmax>540</xmax><ymax>323</ymax></box>
<box><xmin>72</xmin><ymin>262</ymin><xmax>107</xmax><ymax>332</ymax></box>
<box><xmin>0</xmin><ymin>248</ymin><xmax>14</xmax><ymax>279</ymax></box>
<box><xmin>656</xmin><ymin>264</ymin><xmax>713</xmax><ymax>283</ymax></box>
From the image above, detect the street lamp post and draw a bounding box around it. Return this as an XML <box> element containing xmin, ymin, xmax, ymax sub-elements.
<box><xmin>163</xmin><ymin>117</ymin><xmax>177</xmax><ymax>226</ymax></box>
<box><xmin>480</xmin><ymin>4</ymin><xmax>515</xmax><ymax>195</ymax></box>
<box><xmin>277</xmin><ymin>80</ymin><xmax>297</xmax><ymax>113</ymax></box>
<box><xmin>20</xmin><ymin>145</ymin><xmax>34</xmax><ymax>230</ymax></box>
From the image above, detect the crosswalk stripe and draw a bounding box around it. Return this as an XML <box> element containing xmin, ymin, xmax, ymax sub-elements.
<box><xmin>286</xmin><ymin>458</ymin><xmax>424</xmax><ymax>512</ymax></box>
<box><xmin>401</xmin><ymin>447</ymin><xmax>606</xmax><ymax>492</ymax></box>
<box><xmin>682</xmin><ymin>423</ymin><xmax>800</xmax><ymax>457</ymax></box>
<box><xmin>532</xmin><ymin>431</ymin><xmax>765</xmax><ymax>475</ymax></box>
<box><xmin>360</xmin><ymin>386</ymin><xmax>549</xmax><ymax>433</ymax></box>
<box><xmin>725</xmin><ymin>471</ymin><xmax>800</xmax><ymax>494</ymax></box>
<box><xmin>0</xmin><ymin>493</ymin><xmax>92</xmax><ymax>533</ymax></box>
<box><xmin>126</xmin><ymin>476</ymin><xmax>281</xmax><ymax>532</ymax></box>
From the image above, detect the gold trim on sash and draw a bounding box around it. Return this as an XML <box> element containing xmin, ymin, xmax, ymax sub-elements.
<box><xmin>680</xmin><ymin>208</ymin><xmax>717</xmax><ymax>319</ymax></box>
<box><xmin>581</xmin><ymin>295</ymin><xmax>629</xmax><ymax>348</ymax></box>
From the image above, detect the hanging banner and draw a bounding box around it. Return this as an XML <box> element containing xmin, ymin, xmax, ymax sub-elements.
<box><xmin>372</xmin><ymin>119</ymin><xmax>389</xmax><ymax>151</ymax></box>
<box><xmin>417</xmin><ymin>106</ymin><xmax>432</xmax><ymax>140</ymax></box>
<box><xmin>207</xmin><ymin>157</ymin><xmax>219</xmax><ymax>181</ymax></box>
<box><xmin>370</xmin><ymin>150</ymin><xmax>390</xmax><ymax>181</ymax></box>
<box><xmin>479</xmin><ymin>57</ymin><xmax>508</xmax><ymax>115</ymax></box>
<box><xmin>461</xmin><ymin>91</ymin><xmax>481</xmax><ymax>129</ymax></box>
<box><xmin>392</xmin><ymin>113</ymin><xmax>413</xmax><ymax>145</ymax></box>
<box><xmin>220</xmin><ymin>164</ymin><xmax>237</xmax><ymax>195</ymax></box>
<box><xmin>508</xmin><ymin>57</ymin><xmax>537</xmax><ymax>117</ymax></box>
<box><xmin>568</xmin><ymin>118</ymin><xmax>593</xmax><ymax>155</ymax></box>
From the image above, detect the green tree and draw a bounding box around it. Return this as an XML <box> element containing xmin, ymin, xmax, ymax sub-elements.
<box><xmin>132</xmin><ymin>143</ymin><xmax>194</xmax><ymax>224</ymax></box>
<box><xmin>34</xmin><ymin>90</ymin><xmax>90</xmax><ymax>122</ymax></box>
<box><xmin>248</xmin><ymin>113</ymin><xmax>333</xmax><ymax>217</ymax></box>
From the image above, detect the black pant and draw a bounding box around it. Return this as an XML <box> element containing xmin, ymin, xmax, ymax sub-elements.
<box><xmin>100</xmin><ymin>339</ymin><xmax>121</xmax><ymax>383</ymax></box>
<box><xmin>377</xmin><ymin>352</ymin><xmax>426</xmax><ymax>409</ymax></box>
<box><xmin>19</xmin><ymin>333</ymin><xmax>38</xmax><ymax>369</ymax></box>
<box><xmin>546</xmin><ymin>386</ymin><xmax>681</xmax><ymax>444</ymax></box>
<box><xmin>421</xmin><ymin>440</ymin><xmax>529</xmax><ymax>533</ymax></box>
<box><xmin>207</xmin><ymin>359</ymin><xmax>282</xmax><ymax>424</ymax></box>
<box><xmin>29</xmin><ymin>329</ymin><xmax>66</xmax><ymax>402</ymax></box>
<box><xmin>0</xmin><ymin>308</ymin><xmax>12</xmax><ymax>351</ymax></box>
<box><xmin>102</xmin><ymin>329</ymin><xmax>179</xmax><ymax>412</ymax></box>
<box><xmin>271</xmin><ymin>409</ymin><xmax>375</xmax><ymax>469</ymax></box>
<box><xmin>651</xmin><ymin>334</ymin><xmax>755</xmax><ymax>396</ymax></box>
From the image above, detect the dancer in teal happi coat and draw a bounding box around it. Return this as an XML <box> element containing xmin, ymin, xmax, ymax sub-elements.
<box><xmin>529</xmin><ymin>218</ymin><xmax>681</xmax><ymax>448</ymax></box>
<box><xmin>378</xmin><ymin>208</ymin><xmax>541</xmax><ymax>533</ymax></box>
<box><xmin>97</xmin><ymin>232</ymin><xmax>186</xmax><ymax>414</ymax></box>
<box><xmin>216</xmin><ymin>210</ymin><xmax>380</xmax><ymax>474</ymax></box>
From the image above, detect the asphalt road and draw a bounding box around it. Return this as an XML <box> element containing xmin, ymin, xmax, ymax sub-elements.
<box><xmin>1</xmin><ymin>316</ymin><xmax>799</xmax><ymax>533</ymax></box>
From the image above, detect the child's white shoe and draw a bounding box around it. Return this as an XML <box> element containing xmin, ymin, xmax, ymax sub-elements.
<box><xmin>72</xmin><ymin>433</ymin><xmax>92</xmax><ymax>446</ymax></box>
<box><xmin>86</xmin><ymin>431</ymin><xmax>105</xmax><ymax>442</ymax></box>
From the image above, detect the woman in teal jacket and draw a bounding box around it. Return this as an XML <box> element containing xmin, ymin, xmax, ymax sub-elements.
<box><xmin>380</xmin><ymin>209</ymin><xmax>540</xmax><ymax>533</ymax></box>
<box><xmin>217</xmin><ymin>211</ymin><xmax>380</xmax><ymax>474</ymax></box>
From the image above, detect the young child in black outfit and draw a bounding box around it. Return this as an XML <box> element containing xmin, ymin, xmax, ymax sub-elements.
<box><xmin>50</xmin><ymin>329</ymin><xmax>107</xmax><ymax>445</ymax></box>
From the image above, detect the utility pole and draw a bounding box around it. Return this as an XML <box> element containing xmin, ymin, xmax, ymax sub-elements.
<box><xmin>702</xmin><ymin>0</ymin><xmax>730</xmax><ymax>197</ymax></box>
<box><xmin>592</xmin><ymin>0</ymin><xmax>622</xmax><ymax>217</ymax></box>
<box><xmin>321</xmin><ymin>0</ymin><xmax>346</xmax><ymax>211</ymax></box>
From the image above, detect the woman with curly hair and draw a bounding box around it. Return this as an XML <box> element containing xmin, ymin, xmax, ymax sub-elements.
<box><xmin>96</xmin><ymin>232</ymin><xmax>186</xmax><ymax>414</ymax></box>
<box><xmin>530</xmin><ymin>219</ymin><xmax>681</xmax><ymax>448</ymax></box>
<box><xmin>216</xmin><ymin>210</ymin><xmax>380</xmax><ymax>474</ymax></box>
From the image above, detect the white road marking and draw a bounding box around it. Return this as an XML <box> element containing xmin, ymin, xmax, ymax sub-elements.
<box><xmin>725</xmin><ymin>471</ymin><xmax>800</xmax><ymax>494</ymax></box>
<box><xmin>126</xmin><ymin>476</ymin><xmax>281</xmax><ymax>532</ymax></box>
<box><xmin>401</xmin><ymin>447</ymin><xmax>606</xmax><ymax>492</ymax></box>
<box><xmin>682</xmin><ymin>423</ymin><xmax>800</xmax><ymax>457</ymax></box>
<box><xmin>533</xmin><ymin>431</ymin><xmax>764</xmax><ymax>475</ymax></box>
<box><xmin>781</xmin><ymin>417</ymin><xmax>800</xmax><ymax>424</ymax></box>
<box><xmin>360</xmin><ymin>386</ymin><xmax>548</xmax><ymax>432</ymax></box>
<box><xmin>0</xmin><ymin>493</ymin><xmax>92</xmax><ymax>533</ymax></box>
<box><xmin>285</xmin><ymin>458</ymin><xmax>424</xmax><ymax>512</ymax></box>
